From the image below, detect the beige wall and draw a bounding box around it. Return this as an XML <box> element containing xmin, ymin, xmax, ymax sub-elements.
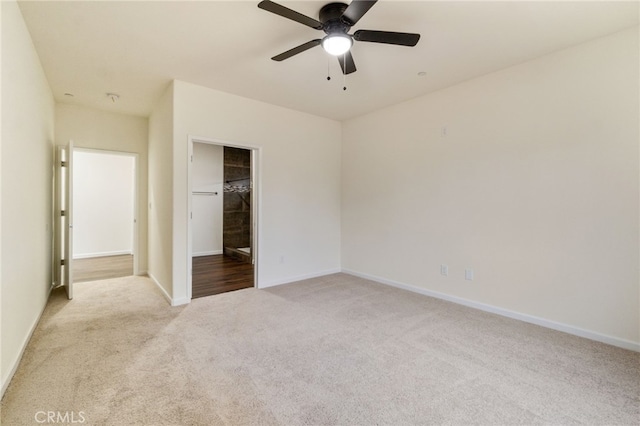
<box><xmin>171</xmin><ymin>80</ymin><xmax>342</xmax><ymax>303</ymax></box>
<box><xmin>55</xmin><ymin>104</ymin><xmax>149</xmax><ymax>274</ymax></box>
<box><xmin>342</xmin><ymin>27</ymin><xmax>639</xmax><ymax>347</ymax></box>
<box><xmin>1</xmin><ymin>0</ymin><xmax>56</xmax><ymax>393</ymax></box>
<box><xmin>147</xmin><ymin>83</ymin><xmax>174</xmax><ymax>299</ymax></box>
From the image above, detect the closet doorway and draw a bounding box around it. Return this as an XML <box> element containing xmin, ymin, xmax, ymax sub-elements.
<box><xmin>188</xmin><ymin>139</ymin><xmax>257</xmax><ymax>299</ymax></box>
<box><xmin>72</xmin><ymin>149</ymin><xmax>138</xmax><ymax>283</ymax></box>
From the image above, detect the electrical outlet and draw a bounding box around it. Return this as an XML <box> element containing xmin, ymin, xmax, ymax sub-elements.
<box><xmin>465</xmin><ymin>268</ymin><xmax>474</xmax><ymax>281</ymax></box>
<box><xmin>440</xmin><ymin>264</ymin><xmax>448</xmax><ymax>276</ymax></box>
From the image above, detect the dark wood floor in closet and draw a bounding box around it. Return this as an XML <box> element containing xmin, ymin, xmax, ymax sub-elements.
<box><xmin>192</xmin><ymin>255</ymin><xmax>254</xmax><ymax>299</ymax></box>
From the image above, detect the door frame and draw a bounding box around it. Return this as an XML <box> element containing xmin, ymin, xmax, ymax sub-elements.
<box><xmin>72</xmin><ymin>147</ymin><xmax>140</xmax><ymax>276</ymax></box>
<box><xmin>187</xmin><ymin>135</ymin><xmax>261</xmax><ymax>300</ymax></box>
<box><xmin>54</xmin><ymin>141</ymin><xmax>74</xmax><ymax>297</ymax></box>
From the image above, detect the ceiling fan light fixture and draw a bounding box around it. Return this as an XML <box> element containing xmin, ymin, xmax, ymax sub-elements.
<box><xmin>322</xmin><ymin>34</ymin><xmax>352</xmax><ymax>56</ymax></box>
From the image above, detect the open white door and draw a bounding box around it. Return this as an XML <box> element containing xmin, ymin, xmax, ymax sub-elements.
<box><xmin>65</xmin><ymin>141</ymin><xmax>74</xmax><ymax>298</ymax></box>
<box><xmin>54</xmin><ymin>141</ymin><xmax>74</xmax><ymax>299</ymax></box>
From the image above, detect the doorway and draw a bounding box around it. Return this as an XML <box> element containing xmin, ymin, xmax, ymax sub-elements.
<box><xmin>71</xmin><ymin>149</ymin><xmax>138</xmax><ymax>283</ymax></box>
<box><xmin>188</xmin><ymin>139</ymin><xmax>258</xmax><ymax>299</ymax></box>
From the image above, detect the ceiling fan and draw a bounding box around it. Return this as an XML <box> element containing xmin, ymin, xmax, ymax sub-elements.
<box><xmin>258</xmin><ymin>0</ymin><xmax>420</xmax><ymax>75</ymax></box>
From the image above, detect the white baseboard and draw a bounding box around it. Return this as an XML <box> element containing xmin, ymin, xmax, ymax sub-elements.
<box><xmin>1</xmin><ymin>285</ymin><xmax>53</xmax><ymax>398</ymax></box>
<box><xmin>148</xmin><ymin>272</ymin><xmax>172</xmax><ymax>305</ymax></box>
<box><xmin>148</xmin><ymin>272</ymin><xmax>190</xmax><ymax>306</ymax></box>
<box><xmin>73</xmin><ymin>250</ymin><xmax>132</xmax><ymax>259</ymax></box>
<box><xmin>259</xmin><ymin>268</ymin><xmax>342</xmax><ymax>289</ymax></box>
<box><xmin>342</xmin><ymin>269</ymin><xmax>640</xmax><ymax>352</ymax></box>
<box><xmin>171</xmin><ymin>297</ymin><xmax>190</xmax><ymax>306</ymax></box>
<box><xmin>193</xmin><ymin>250</ymin><xmax>223</xmax><ymax>257</ymax></box>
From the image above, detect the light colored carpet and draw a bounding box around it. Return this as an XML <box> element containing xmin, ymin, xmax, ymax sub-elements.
<box><xmin>1</xmin><ymin>273</ymin><xmax>638</xmax><ymax>425</ymax></box>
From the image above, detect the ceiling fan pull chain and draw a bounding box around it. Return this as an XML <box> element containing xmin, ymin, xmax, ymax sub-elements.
<box><xmin>343</xmin><ymin>54</ymin><xmax>347</xmax><ymax>91</ymax></box>
<box><xmin>327</xmin><ymin>57</ymin><xmax>331</xmax><ymax>81</ymax></box>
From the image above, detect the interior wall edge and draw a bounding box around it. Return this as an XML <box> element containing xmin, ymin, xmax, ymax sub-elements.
<box><xmin>147</xmin><ymin>81</ymin><xmax>175</xmax><ymax>297</ymax></box>
<box><xmin>342</xmin><ymin>268</ymin><xmax>640</xmax><ymax>352</ymax></box>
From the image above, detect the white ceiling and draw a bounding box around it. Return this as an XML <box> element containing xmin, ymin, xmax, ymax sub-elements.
<box><xmin>17</xmin><ymin>1</ymin><xmax>639</xmax><ymax>121</ymax></box>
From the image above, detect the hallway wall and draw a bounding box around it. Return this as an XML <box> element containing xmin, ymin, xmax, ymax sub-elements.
<box><xmin>1</xmin><ymin>0</ymin><xmax>56</xmax><ymax>394</ymax></box>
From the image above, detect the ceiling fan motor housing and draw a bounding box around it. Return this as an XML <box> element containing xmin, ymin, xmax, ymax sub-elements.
<box><xmin>320</xmin><ymin>2</ymin><xmax>352</xmax><ymax>34</ymax></box>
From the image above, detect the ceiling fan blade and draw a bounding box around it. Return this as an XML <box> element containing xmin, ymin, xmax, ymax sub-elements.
<box><xmin>271</xmin><ymin>39</ymin><xmax>322</xmax><ymax>61</ymax></box>
<box><xmin>258</xmin><ymin>0</ymin><xmax>323</xmax><ymax>30</ymax></box>
<box><xmin>337</xmin><ymin>51</ymin><xmax>357</xmax><ymax>75</ymax></box>
<box><xmin>354</xmin><ymin>29</ymin><xmax>420</xmax><ymax>46</ymax></box>
<box><xmin>342</xmin><ymin>0</ymin><xmax>377</xmax><ymax>26</ymax></box>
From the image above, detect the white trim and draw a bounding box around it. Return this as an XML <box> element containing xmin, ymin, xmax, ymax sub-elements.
<box><xmin>342</xmin><ymin>268</ymin><xmax>640</xmax><ymax>352</ymax></box>
<box><xmin>1</xmin><ymin>286</ymin><xmax>53</xmax><ymax>398</ymax></box>
<box><xmin>73</xmin><ymin>147</ymin><xmax>138</xmax><ymax>157</ymax></box>
<box><xmin>149</xmin><ymin>272</ymin><xmax>190</xmax><ymax>307</ymax></box>
<box><xmin>132</xmin><ymin>153</ymin><xmax>140</xmax><ymax>276</ymax></box>
<box><xmin>192</xmin><ymin>250</ymin><xmax>223</xmax><ymax>257</ymax></box>
<box><xmin>187</xmin><ymin>139</ymin><xmax>193</xmax><ymax>301</ymax></box>
<box><xmin>260</xmin><ymin>268</ymin><xmax>342</xmax><ymax>289</ymax></box>
<box><xmin>73</xmin><ymin>250</ymin><xmax>133</xmax><ymax>259</ymax></box>
<box><xmin>251</xmin><ymin>148</ymin><xmax>261</xmax><ymax>289</ymax></box>
<box><xmin>148</xmin><ymin>272</ymin><xmax>171</xmax><ymax>305</ymax></box>
<box><xmin>188</xmin><ymin>136</ymin><xmax>262</xmax><ymax>151</ymax></box>
<box><xmin>171</xmin><ymin>297</ymin><xmax>190</xmax><ymax>307</ymax></box>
